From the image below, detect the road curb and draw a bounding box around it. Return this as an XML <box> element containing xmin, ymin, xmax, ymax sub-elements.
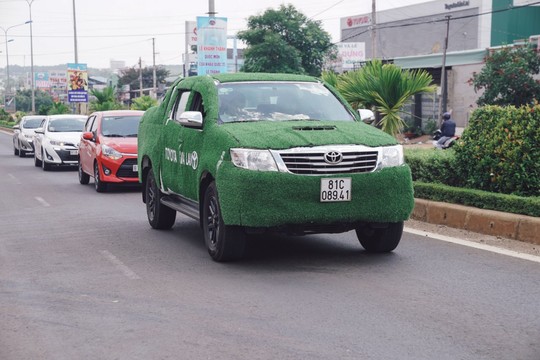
<box><xmin>412</xmin><ymin>198</ymin><xmax>540</xmax><ymax>245</ymax></box>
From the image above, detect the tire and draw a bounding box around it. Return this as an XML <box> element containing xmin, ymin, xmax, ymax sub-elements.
<box><xmin>41</xmin><ymin>150</ymin><xmax>51</xmax><ymax>171</ymax></box>
<box><xmin>34</xmin><ymin>150</ymin><xmax>41</xmax><ymax>167</ymax></box>
<box><xmin>145</xmin><ymin>169</ymin><xmax>176</xmax><ymax>229</ymax></box>
<box><xmin>202</xmin><ymin>182</ymin><xmax>246</xmax><ymax>262</ymax></box>
<box><xmin>356</xmin><ymin>222</ymin><xmax>404</xmax><ymax>253</ymax></box>
<box><xmin>78</xmin><ymin>160</ymin><xmax>90</xmax><ymax>185</ymax></box>
<box><xmin>14</xmin><ymin>144</ymin><xmax>19</xmax><ymax>156</ymax></box>
<box><xmin>94</xmin><ymin>162</ymin><xmax>108</xmax><ymax>192</ymax></box>
<box><xmin>18</xmin><ymin>141</ymin><xmax>25</xmax><ymax>157</ymax></box>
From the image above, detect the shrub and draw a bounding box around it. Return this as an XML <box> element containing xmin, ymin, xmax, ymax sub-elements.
<box><xmin>413</xmin><ymin>182</ymin><xmax>540</xmax><ymax>217</ymax></box>
<box><xmin>405</xmin><ymin>148</ymin><xmax>462</xmax><ymax>187</ymax></box>
<box><xmin>454</xmin><ymin>105</ymin><xmax>540</xmax><ymax>196</ymax></box>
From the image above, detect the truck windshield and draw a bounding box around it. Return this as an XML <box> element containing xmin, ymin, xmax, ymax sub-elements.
<box><xmin>217</xmin><ymin>82</ymin><xmax>355</xmax><ymax>123</ymax></box>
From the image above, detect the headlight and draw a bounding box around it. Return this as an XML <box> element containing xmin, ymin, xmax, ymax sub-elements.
<box><xmin>101</xmin><ymin>144</ymin><xmax>123</xmax><ymax>160</ymax></box>
<box><xmin>24</xmin><ymin>134</ymin><xmax>33</xmax><ymax>139</ymax></box>
<box><xmin>380</xmin><ymin>145</ymin><xmax>404</xmax><ymax>168</ymax></box>
<box><xmin>49</xmin><ymin>140</ymin><xmax>66</xmax><ymax>146</ymax></box>
<box><xmin>230</xmin><ymin>148</ymin><xmax>278</xmax><ymax>171</ymax></box>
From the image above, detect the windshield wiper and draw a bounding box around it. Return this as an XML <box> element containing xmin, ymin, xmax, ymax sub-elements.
<box><xmin>105</xmin><ymin>134</ymin><xmax>125</xmax><ymax>137</ymax></box>
<box><xmin>125</xmin><ymin>134</ymin><xmax>138</xmax><ymax>137</ymax></box>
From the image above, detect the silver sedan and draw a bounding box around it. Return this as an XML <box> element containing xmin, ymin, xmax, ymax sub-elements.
<box><xmin>13</xmin><ymin>115</ymin><xmax>46</xmax><ymax>157</ymax></box>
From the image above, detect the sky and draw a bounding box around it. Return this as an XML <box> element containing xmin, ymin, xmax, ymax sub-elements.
<box><xmin>0</xmin><ymin>0</ymin><xmax>430</xmax><ymax>69</ymax></box>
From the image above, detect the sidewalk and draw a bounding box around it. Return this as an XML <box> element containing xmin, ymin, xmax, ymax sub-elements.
<box><xmin>412</xmin><ymin>199</ymin><xmax>540</xmax><ymax>245</ymax></box>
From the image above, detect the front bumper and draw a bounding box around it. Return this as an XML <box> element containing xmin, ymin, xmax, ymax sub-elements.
<box><xmin>216</xmin><ymin>162</ymin><xmax>414</xmax><ymax>228</ymax></box>
<box><xmin>99</xmin><ymin>156</ymin><xmax>139</xmax><ymax>183</ymax></box>
<box><xmin>19</xmin><ymin>137</ymin><xmax>34</xmax><ymax>152</ymax></box>
<box><xmin>43</xmin><ymin>145</ymin><xmax>79</xmax><ymax>166</ymax></box>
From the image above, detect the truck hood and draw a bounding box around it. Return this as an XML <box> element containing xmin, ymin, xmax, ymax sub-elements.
<box><xmin>220</xmin><ymin>120</ymin><xmax>397</xmax><ymax>149</ymax></box>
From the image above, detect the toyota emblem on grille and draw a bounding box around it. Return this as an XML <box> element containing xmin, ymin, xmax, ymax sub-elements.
<box><xmin>324</xmin><ymin>151</ymin><xmax>343</xmax><ymax>164</ymax></box>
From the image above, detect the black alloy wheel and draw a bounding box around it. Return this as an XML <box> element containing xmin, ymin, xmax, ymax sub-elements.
<box><xmin>145</xmin><ymin>169</ymin><xmax>176</xmax><ymax>229</ymax></box>
<box><xmin>94</xmin><ymin>162</ymin><xmax>108</xmax><ymax>192</ymax></box>
<box><xmin>202</xmin><ymin>182</ymin><xmax>246</xmax><ymax>262</ymax></box>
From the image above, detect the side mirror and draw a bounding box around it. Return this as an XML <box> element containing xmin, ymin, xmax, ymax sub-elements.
<box><xmin>12</xmin><ymin>125</ymin><xmax>20</xmax><ymax>130</ymax></box>
<box><xmin>82</xmin><ymin>132</ymin><xmax>94</xmax><ymax>141</ymax></box>
<box><xmin>34</xmin><ymin>127</ymin><xmax>44</xmax><ymax>134</ymax></box>
<box><xmin>358</xmin><ymin>109</ymin><xmax>375</xmax><ymax>124</ymax></box>
<box><xmin>178</xmin><ymin>111</ymin><xmax>203</xmax><ymax>129</ymax></box>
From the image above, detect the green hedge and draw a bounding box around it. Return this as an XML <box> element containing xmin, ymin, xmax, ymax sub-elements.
<box><xmin>454</xmin><ymin>105</ymin><xmax>540</xmax><ymax>197</ymax></box>
<box><xmin>405</xmin><ymin>148</ymin><xmax>462</xmax><ymax>186</ymax></box>
<box><xmin>414</xmin><ymin>182</ymin><xmax>540</xmax><ymax>217</ymax></box>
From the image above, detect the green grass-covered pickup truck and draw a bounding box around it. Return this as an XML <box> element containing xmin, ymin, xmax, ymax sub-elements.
<box><xmin>138</xmin><ymin>73</ymin><xmax>414</xmax><ymax>262</ymax></box>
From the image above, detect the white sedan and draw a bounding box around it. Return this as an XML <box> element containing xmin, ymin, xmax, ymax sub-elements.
<box><xmin>33</xmin><ymin>114</ymin><xmax>87</xmax><ymax>171</ymax></box>
<box><xmin>12</xmin><ymin>115</ymin><xmax>46</xmax><ymax>157</ymax></box>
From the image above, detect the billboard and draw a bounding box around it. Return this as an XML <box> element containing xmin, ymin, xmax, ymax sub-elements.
<box><xmin>337</xmin><ymin>42</ymin><xmax>366</xmax><ymax>70</ymax></box>
<box><xmin>34</xmin><ymin>72</ymin><xmax>51</xmax><ymax>91</ymax></box>
<box><xmin>196</xmin><ymin>16</ymin><xmax>227</xmax><ymax>75</ymax></box>
<box><xmin>67</xmin><ymin>63</ymin><xmax>88</xmax><ymax>103</ymax></box>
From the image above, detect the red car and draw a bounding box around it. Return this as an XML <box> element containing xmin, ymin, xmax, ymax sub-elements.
<box><xmin>78</xmin><ymin>110</ymin><xmax>144</xmax><ymax>192</ymax></box>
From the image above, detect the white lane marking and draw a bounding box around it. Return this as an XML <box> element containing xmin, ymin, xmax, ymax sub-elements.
<box><xmin>8</xmin><ymin>173</ymin><xmax>21</xmax><ymax>184</ymax></box>
<box><xmin>100</xmin><ymin>250</ymin><xmax>141</xmax><ymax>280</ymax></box>
<box><xmin>34</xmin><ymin>196</ymin><xmax>51</xmax><ymax>207</ymax></box>
<box><xmin>404</xmin><ymin>227</ymin><xmax>540</xmax><ymax>264</ymax></box>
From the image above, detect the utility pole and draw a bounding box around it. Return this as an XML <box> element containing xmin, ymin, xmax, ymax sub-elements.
<box><xmin>72</xmin><ymin>0</ymin><xmax>78</xmax><ymax>64</ymax></box>
<box><xmin>371</xmin><ymin>0</ymin><xmax>377</xmax><ymax>59</ymax></box>
<box><xmin>139</xmin><ymin>57</ymin><xmax>143</xmax><ymax>97</ymax></box>
<box><xmin>438</xmin><ymin>15</ymin><xmax>451</xmax><ymax>126</ymax></box>
<box><xmin>26</xmin><ymin>0</ymin><xmax>35</xmax><ymax>114</ymax></box>
<box><xmin>208</xmin><ymin>0</ymin><xmax>216</xmax><ymax>16</ymax></box>
<box><xmin>152</xmin><ymin>38</ymin><xmax>157</xmax><ymax>99</ymax></box>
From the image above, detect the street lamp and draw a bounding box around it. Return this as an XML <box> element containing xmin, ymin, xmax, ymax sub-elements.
<box><xmin>1</xmin><ymin>21</ymin><xmax>32</xmax><ymax>95</ymax></box>
<box><xmin>25</xmin><ymin>0</ymin><xmax>36</xmax><ymax>114</ymax></box>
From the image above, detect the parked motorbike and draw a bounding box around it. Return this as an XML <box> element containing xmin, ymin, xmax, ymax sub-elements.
<box><xmin>432</xmin><ymin>129</ymin><xmax>459</xmax><ymax>149</ymax></box>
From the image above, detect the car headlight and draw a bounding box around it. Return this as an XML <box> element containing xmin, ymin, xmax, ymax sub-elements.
<box><xmin>24</xmin><ymin>134</ymin><xmax>33</xmax><ymax>139</ymax></box>
<box><xmin>230</xmin><ymin>148</ymin><xmax>278</xmax><ymax>171</ymax></box>
<box><xmin>49</xmin><ymin>140</ymin><xmax>66</xmax><ymax>146</ymax></box>
<box><xmin>101</xmin><ymin>144</ymin><xmax>123</xmax><ymax>160</ymax></box>
<box><xmin>379</xmin><ymin>145</ymin><xmax>404</xmax><ymax>168</ymax></box>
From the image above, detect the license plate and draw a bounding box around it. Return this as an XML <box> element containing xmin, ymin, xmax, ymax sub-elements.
<box><xmin>70</xmin><ymin>150</ymin><xmax>78</xmax><ymax>155</ymax></box>
<box><xmin>320</xmin><ymin>178</ymin><xmax>351</xmax><ymax>202</ymax></box>
<box><xmin>133</xmin><ymin>165</ymin><xmax>138</xmax><ymax>172</ymax></box>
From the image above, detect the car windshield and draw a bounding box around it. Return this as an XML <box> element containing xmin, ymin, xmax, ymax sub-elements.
<box><xmin>47</xmin><ymin>118</ymin><xmax>85</xmax><ymax>132</ymax></box>
<box><xmin>22</xmin><ymin>118</ymin><xmax>44</xmax><ymax>129</ymax></box>
<box><xmin>101</xmin><ymin>116</ymin><xmax>142</xmax><ymax>137</ymax></box>
<box><xmin>217</xmin><ymin>82</ymin><xmax>355</xmax><ymax>124</ymax></box>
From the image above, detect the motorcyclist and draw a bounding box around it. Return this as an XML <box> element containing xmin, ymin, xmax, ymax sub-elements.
<box><xmin>434</xmin><ymin>112</ymin><xmax>456</xmax><ymax>149</ymax></box>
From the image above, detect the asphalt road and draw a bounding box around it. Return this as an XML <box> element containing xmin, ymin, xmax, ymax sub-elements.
<box><xmin>1</xmin><ymin>131</ymin><xmax>539</xmax><ymax>360</ymax></box>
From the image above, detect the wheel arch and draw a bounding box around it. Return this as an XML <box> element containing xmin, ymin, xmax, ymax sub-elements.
<box><xmin>141</xmin><ymin>156</ymin><xmax>153</xmax><ymax>204</ymax></box>
<box><xmin>198</xmin><ymin>170</ymin><xmax>215</xmax><ymax>228</ymax></box>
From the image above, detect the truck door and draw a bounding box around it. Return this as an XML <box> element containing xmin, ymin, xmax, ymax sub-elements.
<box><xmin>161</xmin><ymin>89</ymin><xmax>191</xmax><ymax>194</ymax></box>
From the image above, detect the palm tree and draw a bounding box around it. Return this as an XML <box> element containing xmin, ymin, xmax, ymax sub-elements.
<box><xmin>330</xmin><ymin>60</ymin><xmax>435</xmax><ymax>137</ymax></box>
<box><xmin>89</xmin><ymin>86</ymin><xmax>124</xmax><ymax>112</ymax></box>
<box><xmin>131</xmin><ymin>95</ymin><xmax>157</xmax><ymax>111</ymax></box>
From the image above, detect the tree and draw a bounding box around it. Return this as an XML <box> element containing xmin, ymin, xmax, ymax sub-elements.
<box><xmin>117</xmin><ymin>66</ymin><xmax>170</xmax><ymax>93</ymax></box>
<box><xmin>238</xmin><ymin>4</ymin><xmax>335</xmax><ymax>76</ymax></box>
<box><xmin>15</xmin><ymin>89</ymin><xmax>53</xmax><ymax>113</ymax></box>
<box><xmin>131</xmin><ymin>95</ymin><xmax>157</xmax><ymax>111</ymax></box>
<box><xmin>470</xmin><ymin>45</ymin><xmax>540</xmax><ymax>107</ymax></box>
<box><xmin>323</xmin><ymin>60</ymin><xmax>435</xmax><ymax>137</ymax></box>
<box><xmin>89</xmin><ymin>86</ymin><xmax>124</xmax><ymax>112</ymax></box>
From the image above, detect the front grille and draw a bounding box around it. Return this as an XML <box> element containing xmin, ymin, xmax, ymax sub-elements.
<box><xmin>116</xmin><ymin>158</ymin><xmax>138</xmax><ymax>178</ymax></box>
<box><xmin>278</xmin><ymin>150</ymin><xmax>378</xmax><ymax>175</ymax></box>
<box><xmin>56</xmin><ymin>149</ymin><xmax>78</xmax><ymax>162</ymax></box>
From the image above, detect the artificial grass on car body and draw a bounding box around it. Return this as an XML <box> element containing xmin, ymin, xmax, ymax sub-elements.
<box><xmin>138</xmin><ymin>73</ymin><xmax>414</xmax><ymax>228</ymax></box>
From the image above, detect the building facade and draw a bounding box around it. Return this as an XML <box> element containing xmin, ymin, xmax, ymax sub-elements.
<box><xmin>340</xmin><ymin>0</ymin><xmax>540</xmax><ymax>127</ymax></box>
